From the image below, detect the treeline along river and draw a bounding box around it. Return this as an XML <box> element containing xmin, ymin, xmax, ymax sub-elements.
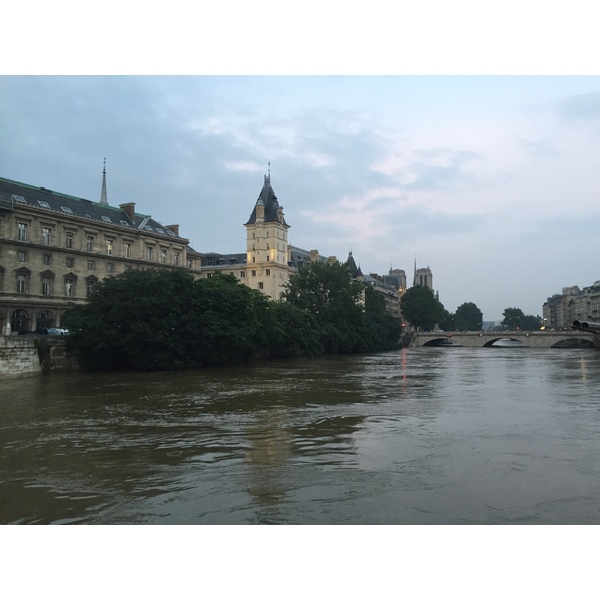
<box><xmin>2</xmin><ymin>346</ymin><xmax>600</xmax><ymax>524</ymax></box>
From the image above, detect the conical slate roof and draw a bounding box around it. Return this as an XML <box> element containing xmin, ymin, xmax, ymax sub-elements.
<box><xmin>345</xmin><ymin>251</ymin><xmax>363</xmax><ymax>278</ymax></box>
<box><xmin>245</xmin><ymin>174</ymin><xmax>289</xmax><ymax>226</ymax></box>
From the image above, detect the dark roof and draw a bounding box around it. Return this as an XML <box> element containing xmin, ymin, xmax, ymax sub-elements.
<box><xmin>288</xmin><ymin>246</ymin><xmax>328</xmax><ymax>269</ymax></box>
<box><xmin>245</xmin><ymin>175</ymin><xmax>289</xmax><ymax>227</ymax></box>
<box><xmin>345</xmin><ymin>251</ymin><xmax>363</xmax><ymax>278</ymax></box>
<box><xmin>0</xmin><ymin>176</ymin><xmax>186</xmax><ymax>241</ymax></box>
<box><xmin>201</xmin><ymin>252</ymin><xmax>247</xmax><ymax>267</ymax></box>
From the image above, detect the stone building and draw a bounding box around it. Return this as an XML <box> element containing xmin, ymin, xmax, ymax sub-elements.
<box><xmin>0</xmin><ymin>171</ymin><xmax>201</xmax><ymax>334</ymax></box>
<box><xmin>200</xmin><ymin>174</ymin><xmax>335</xmax><ymax>298</ymax></box>
<box><xmin>544</xmin><ymin>282</ymin><xmax>600</xmax><ymax>329</ymax></box>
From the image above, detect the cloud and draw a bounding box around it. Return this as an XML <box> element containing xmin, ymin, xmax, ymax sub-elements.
<box><xmin>559</xmin><ymin>93</ymin><xmax>600</xmax><ymax>120</ymax></box>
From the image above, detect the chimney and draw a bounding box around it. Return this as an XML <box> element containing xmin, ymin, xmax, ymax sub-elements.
<box><xmin>119</xmin><ymin>202</ymin><xmax>136</xmax><ymax>222</ymax></box>
<box><xmin>166</xmin><ymin>224</ymin><xmax>180</xmax><ymax>236</ymax></box>
<box><xmin>309</xmin><ymin>249</ymin><xmax>319</xmax><ymax>262</ymax></box>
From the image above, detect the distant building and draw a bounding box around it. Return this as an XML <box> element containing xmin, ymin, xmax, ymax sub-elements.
<box><xmin>0</xmin><ymin>171</ymin><xmax>201</xmax><ymax>334</ymax></box>
<box><xmin>543</xmin><ymin>282</ymin><xmax>600</xmax><ymax>329</ymax></box>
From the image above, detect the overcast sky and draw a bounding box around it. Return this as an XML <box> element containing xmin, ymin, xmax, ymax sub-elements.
<box><xmin>3</xmin><ymin>5</ymin><xmax>600</xmax><ymax>323</ymax></box>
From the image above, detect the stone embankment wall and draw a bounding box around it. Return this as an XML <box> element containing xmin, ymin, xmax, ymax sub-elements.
<box><xmin>0</xmin><ymin>336</ymin><xmax>79</xmax><ymax>378</ymax></box>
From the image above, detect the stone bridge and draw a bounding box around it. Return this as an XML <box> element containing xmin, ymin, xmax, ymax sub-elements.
<box><xmin>412</xmin><ymin>330</ymin><xmax>599</xmax><ymax>349</ymax></box>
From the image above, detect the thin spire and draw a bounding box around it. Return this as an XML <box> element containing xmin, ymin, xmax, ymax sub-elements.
<box><xmin>413</xmin><ymin>255</ymin><xmax>417</xmax><ymax>285</ymax></box>
<box><xmin>268</xmin><ymin>161</ymin><xmax>271</xmax><ymax>180</ymax></box>
<box><xmin>100</xmin><ymin>158</ymin><xmax>108</xmax><ymax>205</ymax></box>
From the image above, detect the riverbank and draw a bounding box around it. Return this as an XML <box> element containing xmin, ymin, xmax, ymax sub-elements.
<box><xmin>0</xmin><ymin>336</ymin><xmax>78</xmax><ymax>378</ymax></box>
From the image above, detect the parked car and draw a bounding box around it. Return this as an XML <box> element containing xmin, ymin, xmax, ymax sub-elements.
<box><xmin>35</xmin><ymin>327</ymin><xmax>70</xmax><ymax>336</ymax></box>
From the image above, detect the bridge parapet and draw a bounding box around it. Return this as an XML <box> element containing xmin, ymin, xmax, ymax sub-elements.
<box><xmin>412</xmin><ymin>331</ymin><xmax>599</xmax><ymax>349</ymax></box>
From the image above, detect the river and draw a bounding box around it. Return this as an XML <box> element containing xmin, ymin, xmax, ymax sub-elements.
<box><xmin>2</xmin><ymin>347</ymin><xmax>600</xmax><ymax>524</ymax></box>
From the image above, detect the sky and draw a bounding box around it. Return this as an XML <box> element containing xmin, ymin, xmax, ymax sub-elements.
<box><xmin>2</xmin><ymin>4</ymin><xmax>600</xmax><ymax>324</ymax></box>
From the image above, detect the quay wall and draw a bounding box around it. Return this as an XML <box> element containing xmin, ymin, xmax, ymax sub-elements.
<box><xmin>0</xmin><ymin>336</ymin><xmax>79</xmax><ymax>378</ymax></box>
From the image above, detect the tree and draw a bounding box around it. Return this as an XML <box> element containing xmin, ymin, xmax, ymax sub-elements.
<box><xmin>364</xmin><ymin>286</ymin><xmax>403</xmax><ymax>351</ymax></box>
<box><xmin>501</xmin><ymin>307</ymin><xmax>525</xmax><ymax>329</ymax></box>
<box><xmin>400</xmin><ymin>285</ymin><xmax>445</xmax><ymax>331</ymax></box>
<box><xmin>65</xmin><ymin>270</ymin><xmax>273</xmax><ymax>370</ymax></box>
<box><xmin>454</xmin><ymin>302</ymin><xmax>483</xmax><ymax>331</ymax></box>
<box><xmin>500</xmin><ymin>307</ymin><xmax>542</xmax><ymax>331</ymax></box>
<box><xmin>282</xmin><ymin>261</ymin><xmax>368</xmax><ymax>353</ymax></box>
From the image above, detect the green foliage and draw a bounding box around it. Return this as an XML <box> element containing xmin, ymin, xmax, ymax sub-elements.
<box><xmin>453</xmin><ymin>302</ymin><xmax>483</xmax><ymax>331</ymax></box>
<box><xmin>266</xmin><ymin>302</ymin><xmax>322</xmax><ymax>358</ymax></box>
<box><xmin>438</xmin><ymin>309</ymin><xmax>454</xmax><ymax>331</ymax></box>
<box><xmin>400</xmin><ymin>285</ymin><xmax>445</xmax><ymax>331</ymax></box>
<box><xmin>283</xmin><ymin>261</ymin><xmax>369</xmax><ymax>353</ymax></box>
<box><xmin>501</xmin><ymin>307</ymin><xmax>541</xmax><ymax>331</ymax></box>
<box><xmin>364</xmin><ymin>286</ymin><xmax>403</xmax><ymax>351</ymax></box>
<box><xmin>65</xmin><ymin>270</ymin><xmax>284</xmax><ymax>371</ymax></box>
<box><xmin>64</xmin><ymin>264</ymin><xmax>402</xmax><ymax>372</ymax></box>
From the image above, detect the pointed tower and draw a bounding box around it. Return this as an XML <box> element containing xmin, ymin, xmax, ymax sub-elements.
<box><xmin>244</xmin><ymin>171</ymin><xmax>292</xmax><ymax>299</ymax></box>
<box><xmin>100</xmin><ymin>158</ymin><xmax>108</xmax><ymax>205</ymax></box>
<box><xmin>345</xmin><ymin>251</ymin><xmax>363</xmax><ymax>280</ymax></box>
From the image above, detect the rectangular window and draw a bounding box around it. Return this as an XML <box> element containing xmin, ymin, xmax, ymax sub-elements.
<box><xmin>17</xmin><ymin>274</ymin><xmax>26</xmax><ymax>293</ymax></box>
<box><xmin>266</xmin><ymin>269</ymin><xmax>270</xmax><ymax>276</ymax></box>
<box><xmin>42</xmin><ymin>227</ymin><xmax>51</xmax><ymax>244</ymax></box>
<box><xmin>240</xmin><ymin>271</ymin><xmax>246</xmax><ymax>278</ymax></box>
<box><xmin>107</xmin><ymin>263</ymin><xmax>114</xmax><ymax>273</ymax></box>
<box><xmin>87</xmin><ymin>280</ymin><xmax>95</xmax><ymax>296</ymax></box>
<box><xmin>65</xmin><ymin>231</ymin><xmax>74</xmax><ymax>249</ymax></box>
<box><xmin>65</xmin><ymin>279</ymin><xmax>74</xmax><ymax>297</ymax></box>
<box><xmin>18</xmin><ymin>251</ymin><xmax>26</xmax><ymax>262</ymax></box>
<box><xmin>43</xmin><ymin>254</ymin><xmax>51</xmax><ymax>265</ymax></box>
<box><xmin>258</xmin><ymin>282</ymin><xmax>264</xmax><ymax>290</ymax></box>
<box><xmin>124</xmin><ymin>242</ymin><xmax>132</xmax><ymax>259</ymax></box>
<box><xmin>106</xmin><ymin>239</ymin><xmax>113</xmax><ymax>255</ymax></box>
<box><xmin>187</xmin><ymin>259</ymin><xmax>193</xmax><ymax>269</ymax></box>
<box><xmin>252</xmin><ymin>270</ymin><xmax>256</xmax><ymax>277</ymax></box>
<box><xmin>206</xmin><ymin>257</ymin><xmax>212</xmax><ymax>266</ymax></box>
<box><xmin>206</xmin><ymin>273</ymin><xmax>213</xmax><ymax>278</ymax></box>
<box><xmin>86</xmin><ymin>236</ymin><xmax>94</xmax><ymax>252</ymax></box>
<box><xmin>18</xmin><ymin>222</ymin><xmax>27</xmax><ymax>241</ymax></box>
<box><xmin>66</xmin><ymin>257</ymin><xmax>74</xmax><ymax>268</ymax></box>
<box><xmin>147</xmin><ymin>246</ymin><xmax>154</xmax><ymax>261</ymax></box>
<box><xmin>174</xmin><ymin>251</ymin><xmax>180</xmax><ymax>266</ymax></box>
<box><xmin>41</xmin><ymin>277</ymin><xmax>51</xmax><ymax>295</ymax></box>
<box><xmin>160</xmin><ymin>249</ymin><xmax>167</xmax><ymax>264</ymax></box>
<box><xmin>88</xmin><ymin>261</ymin><xmax>94</xmax><ymax>271</ymax></box>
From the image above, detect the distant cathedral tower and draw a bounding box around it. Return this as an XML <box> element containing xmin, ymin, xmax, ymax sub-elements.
<box><xmin>244</xmin><ymin>170</ymin><xmax>293</xmax><ymax>299</ymax></box>
<box><xmin>413</xmin><ymin>257</ymin><xmax>433</xmax><ymax>289</ymax></box>
<box><xmin>100</xmin><ymin>158</ymin><xmax>108</xmax><ymax>205</ymax></box>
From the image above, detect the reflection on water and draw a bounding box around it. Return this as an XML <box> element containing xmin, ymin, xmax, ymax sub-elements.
<box><xmin>2</xmin><ymin>348</ymin><xmax>600</xmax><ymax>524</ymax></box>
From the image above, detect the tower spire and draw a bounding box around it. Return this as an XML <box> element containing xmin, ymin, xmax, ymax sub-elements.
<box><xmin>413</xmin><ymin>255</ymin><xmax>417</xmax><ymax>286</ymax></box>
<box><xmin>100</xmin><ymin>158</ymin><xmax>108</xmax><ymax>205</ymax></box>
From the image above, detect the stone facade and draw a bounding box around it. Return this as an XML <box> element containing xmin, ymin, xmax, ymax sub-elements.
<box><xmin>0</xmin><ymin>176</ymin><xmax>201</xmax><ymax>334</ymax></box>
<box><xmin>200</xmin><ymin>175</ymin><xmax>333</xmax><ymax>300</ymax></box>
<box><xmin>543</xmin><ymin>282</ymin><xmax>600</xmax><ymax>329</ymax></box>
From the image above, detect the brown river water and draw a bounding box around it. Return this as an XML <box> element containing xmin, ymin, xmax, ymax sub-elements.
<box><xmin>2</xmin><ymin>347</ymin><xmax>600</xmax><ymax>524</ymax></box>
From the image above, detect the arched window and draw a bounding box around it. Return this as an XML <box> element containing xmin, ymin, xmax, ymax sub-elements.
<box><xmin>11</xmin><ymin>309</ymin><xmax>29</xmax><ymax>334</ymax></box>
<box><xmin>36</xmin><ymin>310</ymin><xmax>53</xmax><ymax>330</ymax></box>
